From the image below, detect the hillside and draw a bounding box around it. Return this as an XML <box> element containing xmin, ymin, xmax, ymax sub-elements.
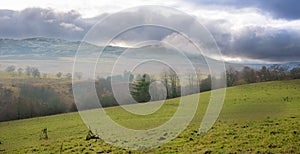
<box><xmin>0</xmin><ymin>79</ymin><xmax>299</xmax><ymax>153</ymax></box>
<box><xmin>0</xmin><ymin>72</ymin><xmax>78</xmax><ymax>121</ymax></box>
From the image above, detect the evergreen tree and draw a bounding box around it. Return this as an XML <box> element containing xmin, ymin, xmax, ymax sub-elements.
<box><xmin>32</xmin><ymin>68</ymin><xmax>40</xmax><ymax>78</ymax></box>
<box><xmin>130</xmin><ymin>74</ymin><xmax>151</xmax><ymax>103</ymax></box>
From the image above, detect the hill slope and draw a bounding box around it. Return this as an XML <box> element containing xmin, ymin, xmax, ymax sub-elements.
<box><xmin>0</xmin><ymin>80</ymin><xmax>299</xmax><ymax>153</ymax></box>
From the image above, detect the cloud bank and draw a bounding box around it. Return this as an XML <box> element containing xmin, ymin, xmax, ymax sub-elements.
<box><xmin>0</xmin><ymin>2</ymin><xmax>300</xmax><ymax>63</ymax></box>
<box><xmin>0</xmin><ymin>8</ymin><xmax>102</xmax><ymax>40</ymax></box>
<box><xmin>188</xmin><ymin>0</ymin><xmax>300</xmax><ymax>20</ymax></box>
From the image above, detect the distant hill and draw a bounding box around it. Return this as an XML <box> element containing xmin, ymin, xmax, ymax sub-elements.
<box><xmin>1</xmin><ymin>37</ymin><xmax>297</xmax><ymax>74</ymax></box>
<box><xmin>0</xmin><ymin>37</ymin><xmax>124</xmax><ymax>58</ymax></box>
<box><xmin>0</xmin><ymin>37</ymin><xmax>231</xmax><ymax>75</ymax></box>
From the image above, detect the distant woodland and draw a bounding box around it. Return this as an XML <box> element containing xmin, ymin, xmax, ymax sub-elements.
<box><xmin>0</xmin><ymin>64</ymin><xmax>300</xmax><ymax>121</ymax></box>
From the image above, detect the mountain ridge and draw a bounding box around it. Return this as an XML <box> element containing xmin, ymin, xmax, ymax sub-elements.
<box><xmin>0</xmin><ymin>37</ymin><xmax>299</xmax><ymax>71</ymax></box>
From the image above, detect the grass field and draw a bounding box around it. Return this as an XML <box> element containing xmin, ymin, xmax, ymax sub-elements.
<box><xmin>0</xmin><ymin>80</ymin><xmax>299</xmax><ymax>153</ymax></box>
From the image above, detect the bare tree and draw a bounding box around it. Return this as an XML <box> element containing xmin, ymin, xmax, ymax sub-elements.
<box><xmin>32</xmin><ymin>67</ymin><xmax>40</xmax><ymax>78</ymax></box>
<box><xmin>74</xmin><ymin>72</ymin><xmax>83</xmax><ymax>80</ymax></box>
<box><xmin>200</xmin><ymin>75</ymin><xmax>212</xmax><ymax>92</ymax></box>
<box><xmin>242</xmin><ymin>67</ymin><xmax>256</xmax><ymax>83</ymax></box>
<box><xmin>17</xmin><ymin>68</ymin><xmax>23</xmax><ymax>76</ymax></box>
<box><xmin>187</xmin><ymin>71</ymin><xmax>199</xmax><ymax>95</ymax></box>
<box><xmin>65</xmin><ymin>73</ymin><xmax>72</xmax><ymax>79</ymax></box>
<box><xmin>290</xmin><ymin>68</ymin><xmax>300</xmax><ymax>79</ymax></box>
<box><xmin>56</xmin><ymin>72</ymin><xmax>62</xmax><ymax>78</ymax></box>
<box><xmin>5</xmin><ymin>65</ymin><xmax>15</xmax><ymax>72</ymax></box>
<box><xmin>195</xmin><ymin>68</ymin><xmax>201</xmax><ymax>93</ymax></box>
<box><xmin>168</xmin><ymin>69</ymin><xmax>179</xmax><ymax>98</ymax></box>
<box><xmin>161</xmin><ymin>69</ymin><xmax>169</xmax><ymax>98</ymax></box>
<box><xmin>226</xmin><ymin>67</ymin><xmax>238</xmax><ymax>86</ymax></box>
<box><xmin>25</xmin><ymin>66</ymin><xmax>32</xmax><ymax>76</ymax></box>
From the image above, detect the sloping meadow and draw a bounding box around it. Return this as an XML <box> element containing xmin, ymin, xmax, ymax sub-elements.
<box><xmin>0</xmin><ymin>79</ymin><xmax>299</xmax><ymax>153</ymax></box>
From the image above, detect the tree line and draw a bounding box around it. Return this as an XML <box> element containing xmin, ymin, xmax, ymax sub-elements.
<box><xmin>129</xmin><ymin>65</ymin><xmax>300</xmax><ymax>103</ymax></box>
<box><xmin>0</xmin><ymin>83</ymin><xmax>75</xmax><ymax>121</ymax></box>
<box><xmin>1</xmin><ymin>64</ymin><xmax>299</xmax><ymax>121</ymax></box>
<box><xmin>3</xmin><ymin>65</ymin><xmax>83</xmax><ymax>79</ymax></box>
<box><xmin>226</xmin><ymin>65</ymin><xmax>300</xmax><ymax>87</ymax></box>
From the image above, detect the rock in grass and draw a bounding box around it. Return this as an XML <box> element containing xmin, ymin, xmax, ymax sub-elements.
<box><xmin>158</xmin><ymin>137</ymin><xmax>166</xmax><ymax>141</ymax></box>
<box><xmin>204</xmin><ymin>150</ymin><xmax>212</xmax><ymax>154</ymax></box>
<box><xmin>85</xmin><ymin>130</ymin><xmax>100</xmax><ymax>141</ymax></box>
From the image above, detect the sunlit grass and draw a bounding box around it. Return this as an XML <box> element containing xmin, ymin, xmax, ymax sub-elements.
<box><xmin>0</xmin><ymin>79</ymin><xmax>299</xmax><ymax>153</ymax></box>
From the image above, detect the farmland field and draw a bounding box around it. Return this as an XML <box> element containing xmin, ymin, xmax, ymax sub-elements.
<box><xmin>0</xmin><ymin>79</ymin><xmax>299</xmax><ymax>153</ymax></box>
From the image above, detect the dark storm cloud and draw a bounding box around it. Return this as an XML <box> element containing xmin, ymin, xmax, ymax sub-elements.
<box><xmin>259</xmin><ymin>0</ymin><xmax>300</xmax><ymax>20</ymax></box>
<box><xmin>0</xmin><ymin>8</ymin><xmax>98</xmax><ymax>40</ymax></box>
<box><xmin>189</xmin><ymin>0</ymin><xmax>300</xmax><ymax>20</ymax></box>
<box><xmin>227</xmin><ymin>26</ymin><xmax>300</xmax><ymax>62</ymax></box>
<box><xmin>191</xmin><ymin>17</ymin><xmax>300</xmax><ymax>62</ymax></box>
<box><xmin>0</xmin><ymin>8</ymin><xmax>185</xmax><ymax>42</ymax></box>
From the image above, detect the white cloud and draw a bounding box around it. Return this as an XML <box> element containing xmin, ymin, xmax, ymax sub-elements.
<box><xmin>162</xmin><ymin>32</ymin><xmax>199</xmax><ymax>55</ymax></box>
<box><xmin>0</xmin><ymin>0</ymin><xmax>184</xmax><ymax>18</ymax></box>
<box><xmin>59</xmin><ymin>22</ymin><xmax>84</xmax><ymax>31</ymax></box>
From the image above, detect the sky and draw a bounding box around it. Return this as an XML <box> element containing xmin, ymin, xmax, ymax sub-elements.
<box><xmin>0</xmin><ymin>0</ymin><xmax>300</xmax><ymax>63</ymax></box>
